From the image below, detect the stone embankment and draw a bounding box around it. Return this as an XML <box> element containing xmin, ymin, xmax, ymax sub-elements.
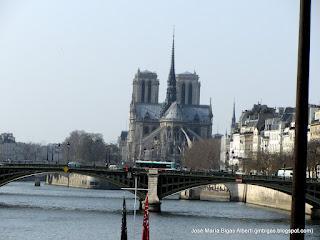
<box><xmin>180</xmin><ymin>184</ymin><xmax>229</xmax><ymax>201</ymax></box>
<box><xmin>179</xmin><ymin>183</ymin><xmax>313</xmax><ymax>215</ymax></box>
<box><xmin>46</xmin><ymin>173</ymin><xmax>119</xmax><ymax>190</ymax></box>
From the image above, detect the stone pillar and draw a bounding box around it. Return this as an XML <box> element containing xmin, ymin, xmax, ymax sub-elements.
<box><xmin>142</xmin><ymin>169</ymin><xmax>161</xmax><ymax>212</ymax></box>
<box><xmin>179</xmin><ymin>188</ymin><xmax>201</xmax><ymax>200</ymax></box>
<box><xmin>225</xmin><ymin>183</ymin><xmax>247</xmax><ymax>202</ymax></box>
<box><xmin>311</xmin><ymin>207</ymin><xmax>320</xmax><ymax>220</ymax></box>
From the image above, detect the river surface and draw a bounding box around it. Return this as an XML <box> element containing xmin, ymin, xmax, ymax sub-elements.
<box><xmin>0</xmin><ymin>182</ymin><xmax>319</xmax><ymax>240</ymax></box>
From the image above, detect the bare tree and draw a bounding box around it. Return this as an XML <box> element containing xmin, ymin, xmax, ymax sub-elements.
<box><xmin>307</xmin><ymin>140</ymin><xmax>320</xmax><ymax>178</ymax></box>
<box><xmin>105</xmin><ymin>143</ymin><xmax>121</xmax><ymax>165</ymax></box>
<box><xmin>63</xmin><ymin>130</ymin><xmax>106</xmax><ymax>165</ymax></box>
<box><xmin>247</xmin><ymin>151</ymin><xmax>294</xmax><ymax>175</ymax></box>
<box><xmin>17</xmin><ymin>142</ymin><xmax>43</xmax><ymax>162</ymax></box>
<box><xmin>182</xmin><ymin>139</ymin><xmax>221</xmax><ymax>170</ymax></box>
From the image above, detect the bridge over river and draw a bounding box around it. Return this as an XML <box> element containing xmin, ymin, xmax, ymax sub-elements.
<box><xmin>1</xmin><ymin>164</ymin><xmax>320</xmax><ymax>218</ymax></box>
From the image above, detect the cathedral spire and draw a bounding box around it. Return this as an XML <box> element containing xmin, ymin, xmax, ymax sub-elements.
<box><xmin>161</xmin><ymin>31</ymin><xmax>177</xmax><ymax>116</ymax></box>
<box><xmin>209</xmin><ymin>97</ymin><xmax>213</xmax><ymax>119</ymax></box>
<box><xmin>167</xmin><ymin>31</ymin><xmax>177</xmax><ymax>102</ymax></box>
<box><xmin>231</xmin><ymin>99</ymin><xmax>236</xmax><ymax>130</ymax></box>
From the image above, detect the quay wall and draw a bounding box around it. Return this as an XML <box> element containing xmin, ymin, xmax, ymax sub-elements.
<box><xmin>180</xmin><ymin>184</ymin><xmax>229</xmax><ymax>201</ymax></box>
<box><xmin>246</xmin><ymin>184</ymin><xmax>312</xmax><ymax>214</ymax></box>
<box><xmin>180</xmin><ymin>183</ymin><xmax>313</xmax><ymax>214</ymax></box>
<box><xmin>46</xmin><ymin>173</ymin><xmax>119</xmax><ymax>190</ymax></box>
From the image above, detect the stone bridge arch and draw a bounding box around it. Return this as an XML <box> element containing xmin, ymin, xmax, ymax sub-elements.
<box><xmin>0</xmin><ymin>165</ymin><xmax>148</xmax><ymax>199</ymax></box>
<box><xmin>0</xmin><ymin>165</ymin><xmax>63</xmax><ymax>187</ymax></box>
<box><xmin>170</xmin><ymin>183</ymin><xmax>231</xmax><ymax>201</ymax></box>
<box><xmin>156</xmin><ymin>172</ymin><xmax>320</xmax><ymax>217</ymax></box>
<box><xmin>2</xmin><ymin>166</ymin><xmax>320</xmax><ymax>218</ymax></box>
<box><xmin>0</xmin><ymin>171</ymin><xmax>57</xmax><ymax>187</ymax></box>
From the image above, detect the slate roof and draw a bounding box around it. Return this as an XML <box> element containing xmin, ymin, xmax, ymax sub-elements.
<box><xmin>135</xmin><ymin>103</ymin><xmax>163</xmax><ymax>120</ymax></box>
<box><xmin>120</xmin><ymin>131</ymin><xmax>128</xmax><ymax>141</ymax></box>
<box><xmin>162</xmin><ymin>102</ymin><xmax>183</xmax><ymax>121</ymax></box>
<box><xmin>134</xmin><ymin>102</ymin><xmax>211</xmax><ymax>123</ymax></box>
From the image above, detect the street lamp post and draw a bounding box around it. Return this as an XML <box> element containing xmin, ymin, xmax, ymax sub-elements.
<box><xmin>105</xmin><ymin>147</ymin><xmax>108</xmax><ymax>168</ymax></box>
<box><xmin>290</xmin><ymin>0</ymin><xmax>311</xmax><ymax>239</ymax></box>
<box><xmin>231</xmin><ymin>150</ymin><xmax>235</xmax><ymax>174</ymax></box>
<box><xmin>92</xmin><ymin>139</ymin><xmax>96</xmax><ymax>167</ymax></box>
<box><xmin>57</xmin><ymin>143</ymin><xmax>61</xmax><ymax>164</ymax></box>
<box><xmin>51</xmin><ymin>145</ymin><xmax>54</xmax><ymax>162</ymax></box>
<box><xmin>46</xmin><ymin>146</ymin><xmax>49</xmax><ymax>162</ymax></box>
<box><xmin>226</xmin><ymin>151</ymin><xmax>229</xmax><ymax>172</ymax></box>
<box><xmin>106</xmin><ymin>146</ymin><xmax>111</xmax><ymax>168</ymax></box>
<box><xmin>66</xmin><ymin>142</ymin><xmax>71</xmax><ymax>188</ymax></box>
<box><xmin>67</xmin><ymin>142</ymin><xmax>70</xmax><ymax>164</ymax></box>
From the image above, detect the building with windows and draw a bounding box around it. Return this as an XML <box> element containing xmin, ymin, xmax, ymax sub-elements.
<box><xmin>228</xmin><ymin>104</ymin><xmax>277</xmax><ymax>168</ymax></box>
<box><xmin>118</xmin><ymin>131</ymin><xmax>128</xmax><ymax>162</ymax></box>
<box><xmin>310</xmin><ymin>109</ymin><xmax>320</xmax><ymax>141</ymax></box>
<box><xmin>224</xmin><ymin>103</ymin><xmax>320</xmax><ymax>171</ymax></box>
<box><xmin>0</xmin><ymin>133</ymin><xmax>16</xmax><ymax>162</ymax></box>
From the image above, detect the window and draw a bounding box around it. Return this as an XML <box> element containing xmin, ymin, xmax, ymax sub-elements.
<box><xmin>194</xmin><ymin>114</ymin><xmax>199</xmax><ymax>122</ymax></box>
<box><xmin>143</xmin><ymin>126</ymin><xmax>150</xmax><ymax>136</ymax></box>
<box><xmin>188</xmin><ymin>83</ymin><xmax>193</xmax><ymax>105</ymax></box>
<box><xmin>144</xmin><ymin>112</ymin><xmax>150</xmax><ymax>120</ymax></box>
<box><xmin>147</xmin><ymin>81</ymin><xmax>152</xmax><ymax>103</ymax></box>
<box><xmin>141</xmin><ymin>80</ymin><xmax>145</xmax><ymax>102</ymax></box>
<box><xmin>181</xmin><ymin>83</ymin><xmax>186</xmax><ymax>104</ymax></box>
<box><xmin>173</xmin><ymin>127</ymin><xmax>180</xmax><ymax>141</ymax></box>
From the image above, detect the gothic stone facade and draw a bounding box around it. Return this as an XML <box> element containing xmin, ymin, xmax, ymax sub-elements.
<box><xmin>125</xmin><ymin>39</ymin><xmax>212</xmax><ymax>164</ymax></box>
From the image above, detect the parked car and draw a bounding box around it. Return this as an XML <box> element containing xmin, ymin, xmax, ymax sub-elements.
<box><xmin>277</xmin><ymin>168</ymin><xmax>293</xmax><ymax>179</ymax></box>
<box><xmin>108</xmin><ymin>164</ymin><xmax>118</xmax><ymax>170</ymax></box>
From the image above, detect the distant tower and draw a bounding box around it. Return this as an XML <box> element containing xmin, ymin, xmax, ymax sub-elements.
<box><xmin>231</xmin><ymin>100</ymin><xmax>236</xmax><ymax>132</ymax></box>
<box><xmin>161</xmin><ymin>33</ymin><xmax>177</xmax><ymax>115</ymax></box>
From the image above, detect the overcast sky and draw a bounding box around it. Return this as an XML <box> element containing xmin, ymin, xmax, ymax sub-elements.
<box><xmin>0</xmin><ymin>0</ymin><xmax>319</xmax><ymax>144</ymax></box>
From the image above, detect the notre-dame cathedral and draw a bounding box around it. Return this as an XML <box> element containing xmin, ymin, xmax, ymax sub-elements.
<box><xmin>122</xmin><ymin>36</ymin><xmax>213</xmax><ymax>165</ymax></box>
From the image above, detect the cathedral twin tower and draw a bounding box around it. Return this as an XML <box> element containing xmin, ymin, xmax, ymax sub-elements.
<box><xmin>125</xmin><ymin>36</ymin><xmax>212</xmax><ymax>164</ymax></box>
<box><xmin>132</xmin><ymin>69</ymin><xmax>200</xmax><ymax>106</ymax></box>
<box><xmin>132</xmin><ymin>36</ymin><xmax>201</xmax><ymax>107</ymax></box>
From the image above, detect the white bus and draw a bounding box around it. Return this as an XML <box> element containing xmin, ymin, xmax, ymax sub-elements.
<box><xmin>135</xmin><ymin>160</ymin><xmax>176</xmax><ymax>170</ymax></box>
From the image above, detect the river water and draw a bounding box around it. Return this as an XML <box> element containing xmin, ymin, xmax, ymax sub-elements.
<box><xmin>0</xmin><ymin>182</ymin><xmax>319</xmax><ymax>240</ymax></box>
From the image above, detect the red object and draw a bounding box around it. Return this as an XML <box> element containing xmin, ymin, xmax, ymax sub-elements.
<box><xmin>235</xmin><ymin>175</ymin><xmax>243</xmax><ymax>183</ymax></box>
<box><xmin>142</xmin><ymin>194</ymin><xmax>150</xmax><ymax>240</ymax></box>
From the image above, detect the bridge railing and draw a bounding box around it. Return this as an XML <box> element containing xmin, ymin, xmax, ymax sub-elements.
<box><xmin>160</xmin><ymin>170</ymin><xmax>320</xmax><ymax>183</ymax></box>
